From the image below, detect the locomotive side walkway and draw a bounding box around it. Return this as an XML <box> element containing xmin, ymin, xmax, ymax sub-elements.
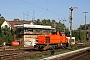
<box><xmin>40</xmin><ymin>47</ymin><xmax>90</xmax><ymax>60</ymax></box>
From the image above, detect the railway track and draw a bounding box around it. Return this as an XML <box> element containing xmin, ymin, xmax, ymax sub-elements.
<box><xmin>59</xmin><ymin>49</ymin><xmax>90</xmax><ymax>60</ymax></box>
<box><xmin>0</xmin><ymin>47</ymin><xmax>52</xmax><ymax>60</ymax></box>
<box><xmin>0</xmin><ymin>43</ymin><xmax>89</xmax><ymax>60</ymax></box>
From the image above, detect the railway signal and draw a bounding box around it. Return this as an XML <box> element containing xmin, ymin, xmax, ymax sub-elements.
<box><xmin>69</xmin><ymin>7</ymin><xmax>78</xmax><ymax>47</ymax></box>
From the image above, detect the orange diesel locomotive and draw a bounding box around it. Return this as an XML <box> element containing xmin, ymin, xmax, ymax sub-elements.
<box><xmin>34</xmin><ymin>31</ymin><xmax>69</xmax><ymax>50</ymax></box>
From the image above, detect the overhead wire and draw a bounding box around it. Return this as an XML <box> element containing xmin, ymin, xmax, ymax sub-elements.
<box><xmin>47</xmin><ymin>0</ymin><xmax>48</xmax><ymax>10</ymax></box>
<box><xmin>18</xmin><ymin>0</ymin><xmax>71</xmax><ymax>27</ymax></box>
<box><xmin>19</xmin><ymin>0</ymin><xmax>69</xmax><ymax>18</ymax></box>
<box><xmin>55</xmin><ymin>0</ymin><xmax>70</xmax><ymax>24</ymax></box>
<box><xmin>0</xmin><ymin>4</ymin><xmax>23</xmax><ymax>20</ymax></box>
<box><xmin>56</xmin><ymin>0</ymin><xmax>81</xmax><ymax>25</ymax></box>
<box><xmin>55</xmin><ymin>0</ymin><xmax>82</xmax><ymax>29</ymax></box>
<box><xmin>56</xmin><ymin>0</ymin><xmax>68</xmax><ymax>7</ymax></box>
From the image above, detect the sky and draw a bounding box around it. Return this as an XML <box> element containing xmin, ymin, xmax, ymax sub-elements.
<box><xmin>0</xmin><ymin>0</ymin><xmax>90</xmax><ymax>30</ymax></box>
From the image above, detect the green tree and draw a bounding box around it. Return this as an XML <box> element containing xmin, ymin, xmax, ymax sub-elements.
<box><xmin>51</xmin><ymin>20</ymin><xmax>55</xmax><ymax>28</ymax></box>
<box><xmin>2</xmin><ymin>28</ymin><xmax>14</xmax><ymax>44</ymax></box>
<box><xmin>14</xmin><ymin>18</ymin><xmax>20</xmax><ymax>21</ymax></box>
<box><xmin>0</xmin><ymin>16</ymin><xmax>5</xmax><ymax>20</ymax></box>
<box><xmin>0</xmin><ymin>16</ymin><xmax>5</xmax><ymax>25</ymax></box>
<box><xmin>32</xmin><ymin>19</ymin><xmax>66</xmax><ymax>32</ymax></box>
<box><xmin>0</xmin><ymin>27</ymin><xmax>2</xmax><ymax>36</ymax></box>
<box><xmin>0</xmin><ymin>15</ymin><xmax>5</xmax><ymax>45</ymax></box>
<box><xmin>65</xmin><ymin>28</ymin><xmax>70</xmax><ymax>37</ymax></box>
<box><xmin>56</xmin><ymin>22</ymin><xmax>65</xmax><ymax>32</ymax></box>
<box><xmin>41</xmin><ymin>19</ymin><xmax>46</xmax><ymax>25</ymax></box>
<box><xmin>36</xmin><ymin>19</ymin><xmax>41</xmax><ymax>25</ymax></box>
<box><xmin>42</xmin><ymin>19</ymin><xmax>51</xmax><ymax>26</ymax></box>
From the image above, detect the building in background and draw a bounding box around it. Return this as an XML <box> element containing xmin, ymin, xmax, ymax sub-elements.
<box><xmin>14</xmin><ymin>23</ymin><xmax>55</xmax><ymax>47</ymax></box>
<box><xmin>67</xmin><ymin>37</ymin><xmax>75</xmax><ymax>45</ymax></box>
<box><xmin>1</xmin><ymin>20</ymin><xmax>11</xmax><ymax>29</ymax></box>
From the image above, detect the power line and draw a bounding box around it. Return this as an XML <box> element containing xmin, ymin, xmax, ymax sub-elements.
<box><xmin>56</xmin><ymin>0</ymin><xmax>68</xmax><ymax>7</ymax></box>
<box><xmin>19</xmin><ymin>0</ymin><xmax>69</xmax><ymax>18</ymax></box>
<box><xmin>47</xmin><ymin>0</ymin><xmax>48</xmax><ymax>10</ymax></box>
<box><xmin>56</xmin><ymin>0</ymin><xmax>82</xmax><ymax>24</ymax></box>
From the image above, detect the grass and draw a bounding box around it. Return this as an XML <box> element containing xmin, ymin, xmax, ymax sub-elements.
<box><xmin>24</xmin><ymin>52</ymin><xmax>51</xmax><ymax>60</ymax></box>
<box><xmin>24</xmin><ymin>49</ymin><xmax>75</xmax><ymax>60</ymax></box>
<box><xmin>24</xmin><ymin>45</ymin><xmax>84</xmax><ymax>60</ymax></box>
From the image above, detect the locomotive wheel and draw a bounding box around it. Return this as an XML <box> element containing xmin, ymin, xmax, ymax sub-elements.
<box><xmin>43</xmin><ymin>46</ymin><xmax>48</xmax><ymax>50</ymax></box>
<box><xmin>66</xmin><ymin>42</ymin><xmax>69</xmax><ymax>47</ymax></box>
<box><xmin>34</xmin><ymin>45</ymin><xmax>38</xmax><ymax>50</ymax></box>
